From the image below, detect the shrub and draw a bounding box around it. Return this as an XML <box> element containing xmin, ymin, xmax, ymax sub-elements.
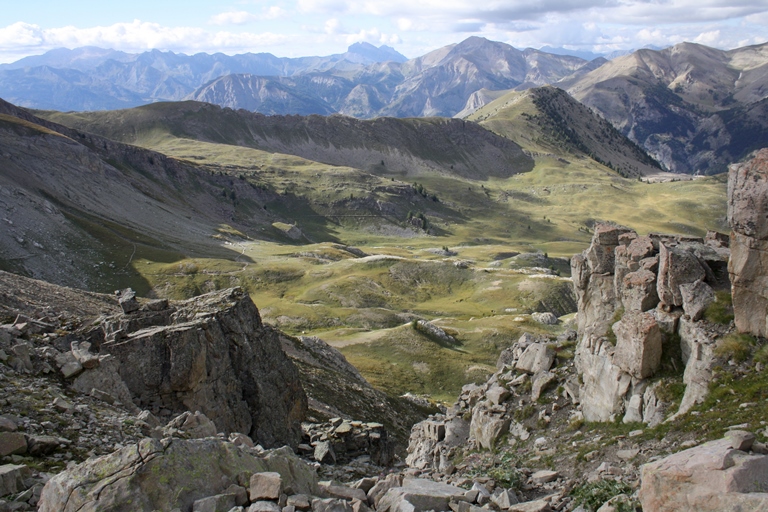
<box><xmin>714</xmin><ymin>333</ymin><xmax>754</xmax><ymax>363</ymax></box>
<box><xmin>570</xmin><ymin>480</ymin><xmax>634</xmax><ymax>512</ymax></box>
<box><xmin>703</xmin><ymin>291</ymin><xmax>734</xmax><ymax>324</ymax></box>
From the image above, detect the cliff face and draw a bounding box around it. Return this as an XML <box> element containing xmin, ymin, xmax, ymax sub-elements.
<box><xmin>100</xmin><ymin>287</ymin><xmax>307</xmax><ymax>448</ymax></box>
<box><xmin>728</xmin><ymin>148</ymin><xmax>768</xmax><ymax>337</ymax></box>
<box><xmin>571</xmin><ymin>224</ymin><xmax>730</xmax><ymax>423</ymax></box>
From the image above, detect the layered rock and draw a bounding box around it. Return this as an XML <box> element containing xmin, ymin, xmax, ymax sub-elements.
<box><xmin>572</xmin><ymin>224</ymin><xmax>730</xmax><ymax>423</ymax></box>
<box><xmin>639</xmin><ymin>432</ymin><xmax>768</xmax><ymax>511</ymax></box>
<box><xmin>99</xmin><ymin>287</ymin><xmax>307</xmax><ymax>448</ymax></box>
<box><xmin>728</xmin><ymin>148</ymin><xmax>768</xmax><ymax>337</ymax></box>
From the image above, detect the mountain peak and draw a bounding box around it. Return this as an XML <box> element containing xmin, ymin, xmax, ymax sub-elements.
<box><xmin>345</xmin><ymin>42</ymin><xmax>407</xmax><ymax>64</ymax></box>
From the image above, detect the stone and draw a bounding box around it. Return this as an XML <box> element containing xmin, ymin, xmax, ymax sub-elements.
<box><xmin>728</xmin><ymin>149</ymin><xmax>768</xmax><ymax>337</ymax></box>
<box><xmin>313</xmin><ymin>442</ymin><xmax>335</xmax><ymax>464</ymax></box>
<box><xmin>575</xmin><ymin>336</ymin><xmax>632</xmax><ymax>422</ymax></box>
<box><xmin>531</xmin><ymin>470</ymin><xmax>558</xmax><ymax>484</ymax></box>
<box><xmin>492</xmin><ymin>489</ymin><xmax>519</xmax><ymax>508</ymax></box>
<box><xmin>531</xmin><ymin>371</ymin><xmax>556</xmax><ymax>402</ymax></box>
<box><xmin>287</xmin><ymin>494</ymin><xmax>313</xmax><ymax>510</ymax></box>
<box><xmin>657</xmin><ymin>243</ymin><xmax>707</xmax><ymax>310</ymax></box>
<box><xmin>52</xmin><ymin>397</ymin><xmax>74</xmax><ymax>413</ymax></box>
<box><xmin>612</xmin><ymin>311</ymin><xmax>662</xmax><ymax>379</ymax></box>
<box><xmin>163</xmin><ymin>411</ymin><xmax>218</xmax><ymax>439</ymax></box>
<box><xmin>469</xmin><ymin>404</ymin><xmax>510</xmax><ymax>450</ymax></box>
<box><xmin>193</xmin><ymin>493</ymin><xmax>238</xmax><ymax>512</ymax></box>
<box><xmin>377</xmin><ymin>478</ymin><xmax>466</xmax><ymax>512</ymax></box>
<box><xmin>485</xmin><ymin>385</ymin><xmax>510</xmax><ymax>406</ymax></box>
<box><xmin>621</xmin><ymin>269</ymin><xmax>659</xmax><ymax>312</ymax></box>
<box><xmin>311</xmin><ymin>499</ymin><xmax>352</xmax><ymax>512</ymax></box>
<box><xmin>623</xmin><ymin>394</ymin><xmax>643</xmax><ymax>424</ymax></box>
<box><xmin>70</xmin><ymin>341</ymin><xmax>100</xmax><ymax>369</ymax></box>
<box><xmin>726</xmin><ymin>431</ymin><xmax>756</xmax><ymax>452</ymax></box>
<box><xmin>0</xmin><ymin>433</ymin><xmax>27</xmax><ymax>457</ymax></box>
<box><xmin>617</xmin><ymin>448</ymin><xmax>639</xmax><ymax>460</ymax></box>
<box><xmin>60</xmin><ymin>361</ymin><xmax>83</xmax><ymax>379</ymax></box>
<box><xmin>250</xmin><ymin>502</ymin><xmax>283</xmax><ymax>512</ymax></box>
<box><xmin>71</xmin><ymin>355</ymin><xmax>138</xmax><ymax>414</ymax></box>
<box><xmin>0</xmin><ymin>465</ymin><xmax>30</xmax><ymax>498</ymax></box>
<box><xmin>100</xmin><ymin>288</ymin><xmax>307</xmax><ymax>447</ymax></box>
<box><xmin>26</xmin><ymin>436</ymin><xmax>62</xmax><ymax>456</ymax></box>
<box><xmin>38</xmin><ymin>438</ymin><xmax>317</xmax><ymax>512</ymax></box>
<box><xmin>508</xmin><ymin>499</ymin><xmax>552</xmax><ymax>512</ymax></box>
<box><xmin>367</xmin><ymin>474</ymin><xmax>402</xmax><ymax>508</ymax></box>
<box><xmin>531</xmin><ymin>312</ymin><xmax>558</xmax><ymax>325</ymax></box>
<box><xmin>639</xmin><ymin>435</ymin><xmax>768</xmax><ymax>512</ymax></box>
<box><xmin>516</xmin><ymin>344</ymin><xmax>555</xmax><ymax>375</ymax></box>
<box><xmin>0</xmin><ymin>417</ymin><xmax>17</xmax><ymax>433</ymax></box>
<box><xmin>250</xmin><ymin>472</ymin><xmax>283</xmax><ymax>502</ymax></box>
<box><xmin>9</xmin><ymin>343</ymin><xmax>33</xmax><ymax>373</ymax></box>
<box><xmin>679</xmin><ymin>280</ymin><xmax>715</xmax><ymax>321</ymax></box>
<box><xmin>117</xmin><ymin>288</ymin><xmax>140</xmax><ymax>313</ymax></box>
<box><xmin>318</xmin><ymin>483</ymin><xmax>366</xmax><ymax>503</ymax></box>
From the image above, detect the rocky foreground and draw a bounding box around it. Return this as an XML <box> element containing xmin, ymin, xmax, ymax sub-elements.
<box><xmin>2</xmin><ymin>150</ymin><xmax>768</xmax><ymax>511</ymax></box>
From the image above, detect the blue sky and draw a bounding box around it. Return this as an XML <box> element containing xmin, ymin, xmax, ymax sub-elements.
<box><xmin>1</xmin><ymin>0</ymin><xmax>767</xmax><ymax>63</ymax></box>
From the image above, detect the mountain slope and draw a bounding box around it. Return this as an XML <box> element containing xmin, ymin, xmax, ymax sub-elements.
<box><xmin>467</xmin><ymin>86</ymin><xmax>663</xmax><ymax>177</ymax></box>
<box><xmin>40</xmin><ymin>100</ymin><xmax>535</xmax><ymax>180</ymax></box>
<box><xmin>563</xmin><ymin>41</ymin><xmax>768</xmax><ymax>174</ymax></box>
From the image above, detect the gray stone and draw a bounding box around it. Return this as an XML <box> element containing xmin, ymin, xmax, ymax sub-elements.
<box><xmin>0</xmin><ymin>433</ymin><xmax>26</xmax><ymax>457</ymax></box>
<box><xmin>377</xmin><ymin>478</ymin><xmax>466</xmax><ymax>512</ymax></box>
<box><xmin>318</xmin><ymin>482</ymin><xmax>366</xmax><ymax>503</ymax></box>
<box><xmin>516</xmin><ymin>344</ymin><xmax>555</xmax><ymax>375</ymax></box>
<box><xmin>60</xmin><ymin>361</ymin><xmax>83</xmax><ymax>379</ymax></box>
<box><xmin>118</xmin><ymin>288</ymin><xmax>140</xmax><ymax>313</ymax></box>
<box><xmin>26</xmin><ymin>436</ymin><xmax>62</xmax><ymax>456</ymax></box>
<box><xmin>485</xmin><ymin>385</ymin><xmax>510</xmax><ymax>406</ymax></box>
<box><xmin>314</xmin><ymin>442</ymin><xmax>335</xmax><ymax>464</ymax></box>
<box><xmin>621</xmin><ymin>269</ymin><xmax>659</xmax><ymax>312</ymax></box>
<box><xmin>469</xmin><ymin>404</ymin><xmax>510</xmax><ymax>450</ymax></box>
<box><xmin>727</xmin><ymin>430</ymin><xmax>756</xmax><ymax>452</ymax></box>
<box><xmin>679</xmin><ymin>280</ymin><xmax>715</xmax><ymax>321</ymax></box>
<box><xmin>492</xmin><ymin>489</ymin><xmax>519</xmax><ymax>508</ymax></box>
<box><xmin>657</xmin><ymin>243</ymin><xmax>707</xmax><ymax>310</ymax></box>
<box><xmin>287</xmin><ymin>494</ymin><xmax>313</xmax><ymax>510</ymax></box>
<box><xmin>531</xmin><ymin>371</ymin><xmax>556</xmax><ymax>402</ymax></box>
<box><xmin>531</xmin><ymin>312</ymin><xmax>558</xmax><ymax>325</ymax></box>
<box><xmin>640</xmin><ymin>435</ymin><xmax>768</xmax><ymax>511</ymax></box>
<box><xmin>163</xmin><ymin>411</ymin><xmax>218</xmax><ymax>439</ymax></box>
<box><xmin>0</xmin><ymin>464</ymin><xmax>30</xmax><ymax>498</ymax></box>
<box><xmin>250</xmin><ymin>472</ymin><xmax>283</xmax><ymax>502</ymax></box>
<box><xmin>193</xmin><ymin>493</ymin><xmax>238</xmax><ymax>512</ymax></box>
<box><xmin>728</xmin><ymin>149</ymin><xmax>768</xmax><ymax>337</ymax></box>
<box><xmin>311</xmin><ymin>499</ymin><xmax>353</xmax><ymax>512</ymax></box>
<box><xmin>0</xmin><ymin>417</ymin><xmax>17</xmax><ymax>433</ymax></box>
<box><xmin>249</xmin><ymin>502</ymin><xmax>283</xmax><ymax>512</ymax></box>
<box><xmin>612</xmin><ymin>311</ymin><xmax>662</xmax><ymax>379</ymax></box>
<box><xmin>70</xmin><ymin>341</ymin><xmax>100</xmax><ymax>369</ymax></box>
<box><xmin>531</xmin><ymin>470</ymin><xmax>558</xmax><ymax>484</ymax></box>
<box><xmin>623</xmin><ymin>394</ymin><xmax>643</xmax><ymax>424</ymax></box>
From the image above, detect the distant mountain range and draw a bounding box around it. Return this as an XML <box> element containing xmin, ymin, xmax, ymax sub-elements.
<box><xmin>2</xmin><ymin>37</ymin><xmax>768</xmax><ymax>174</ymax></box>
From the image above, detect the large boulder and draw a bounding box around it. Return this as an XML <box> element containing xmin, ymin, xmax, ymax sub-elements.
<box><xmin>612</xmin><ymin>311</ymin><xmax>662</xmax><ymax>379</ymax></box>
<box><xmin>728</xmin><ymin>148</ymin><xmax>768</xmax><ymax>337</ymax></box>
<box><xmin>38</xmin><ymin>439</ymin><xmax>318</xmax><ymax>512</ymax></box>
<box><xmin>100</xmin><ymin>288</ymin><xmax>307</xmax><ymax>448</ymax></box>
<box><xmin>639</xmin><ymin>435</ymin><xmax>768</xmax><ymax>511</ymax></box>
<box><xmin>574</xmin><ymin>337</ymin><xmax>631</xmax><ymax>422</ymax></box>
<box><xmin>377</xmin><ymin>478</ymin><xmax>467</xmax><ymax>512</ymax></box>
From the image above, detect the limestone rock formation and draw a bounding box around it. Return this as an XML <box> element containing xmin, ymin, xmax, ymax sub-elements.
<box><xmin>728</xmin><ymin>148</ymin><xmax>768</xmax><ymax>337</ymax></box>
<box><xmin>99</xmin><ymin>287</ymin><xmax>307</xmax><ymax>448</ymax></box>
<box><xmin>38</xmin><ymin>438</ymin><xmax>318</xmax><ymax>512</ymax></box>
<box><xmin>571</xmin><ymin>223</ymin><xmax>730</xmax><ymax>423</ymax></box>
<box><xmin>639</xmin><ymin>433</ymin><xmax>768</xmax><ymax>511</ymax></box>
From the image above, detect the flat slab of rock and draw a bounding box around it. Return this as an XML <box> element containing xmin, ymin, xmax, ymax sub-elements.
<box><xmin>531</xmin><ymin>470</ymin><xmax>559</xmax><ymax>484</ymax></box>
<box><xmin>377</xmin><ymin>478</ymin><xmax>466</xmax><ymax>512</ymax></box>
<box><xmin>640</xmin><ymin>436</ymin><xmax>768</xmax><ymax>511</ymax></box>
<box><xmin>516</xmin><ymin>344</ymin><xmax>555</xmax><ymax>375</ymax></box>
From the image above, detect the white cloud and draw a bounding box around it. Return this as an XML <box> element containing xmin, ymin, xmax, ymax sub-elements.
<box><xmin>209</xmin><ymin>11</ymin><xmax>259</xmax><ymax>26</ymax></box>
<box><xmin>325</xmin><ymin>18</ymin><xmax>343</xmax><ymax>34</ymax></box>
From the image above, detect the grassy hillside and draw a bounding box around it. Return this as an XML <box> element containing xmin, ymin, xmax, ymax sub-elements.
<box><xmin>29</xmin><ymin>101</ymin><xmax>728</xmax><ymax>403</ymax></box>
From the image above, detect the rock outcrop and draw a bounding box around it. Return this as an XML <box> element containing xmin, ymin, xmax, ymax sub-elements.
<box><xmin>639</xmin><ymin>431</ymin><xmax>768</xmax><ymax>511</ymax></box>
<box><xmin>728</xmin><ymin>148</ymin><xmax>768</xmax><ymax>337</ymax></box>
<box><xmin>571</xmin><ymin>224</ymin><xmax>731</xmax><ymax>423</ymax></box>
<box><xmin>99</xmin><ymin>287</ymin><xmax>307</xmax><ymax>448</ymax></box>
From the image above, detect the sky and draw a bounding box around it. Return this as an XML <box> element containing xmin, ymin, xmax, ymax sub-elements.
<box><xmin>1</xmin><ymin>0</ymin><xmax>767</xmax><ymax>63</ymax></box>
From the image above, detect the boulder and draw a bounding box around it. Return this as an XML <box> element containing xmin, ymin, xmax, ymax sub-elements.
<box><xmin>377</xmin><ymin>478</ymin><xmax>466</xmax><ymax>512</ymax></box>
<box><xmin>469</xmin><ymin>404</ymin><xmax>510</xmax><ymax>450</ymax></box>
<box><xmin>99</xmin><ymin>288</ymin><xmax>307</xmax><ymax>448</ymax></box>
<box><xmin>612</xmin><ymin>311</ymin><xmax>662</xmax><ymax>379</ymax></box>
<box><xmin>657</xmin><ymin>243</ymin><xmax>707</xmax><ymax>310</ymax></box>
<box><xmin>71</xmin><ymin>355</ymin><xmax>139</xmax><ymax>413</ymax></box>
<box><xmin>249</xmin><ymin>472</ymin><xmax>283</xmax><ymax>501</ymax></box>
<box><xmin>516</xmin><ymin>344</ymin><xmax>555</xmax><ymax>374</ymax></box>
<box><xmin>38</xmin><ymin>438</ymin><xmax>317</xmax><ymax>512</ymax></box>
<box><xmin>639</xmin><ymin>436</ymin><xmax>768</xmax><ymax>511</ymax></box>
<box><xmin>0</xmin><ymin>433</ymin><xmax>27</xmax><ymax>457</ymax></box>
<box><xmin>0</xmin><ymin>464</ymin><xmax>30</xmax><ymax>498</ymax></box>
<box><xmin>728</xmin><ymin>149</ymin><xmax>768</xmax><ymax>337</ymax></box>
<box><xmin>621</xmin><ymin>269</ymin><xmax>659</xmax><ymax>312</ymax></box>
<box><xmin>679</xmin><ymin>280</ymin><xmax>715</xmax><ymax>321</ymax></box>
<box><xmin>531</xmin><ymin>312</ymin><xmax>558</xmax><ymax>325</ymax></box>
<box><xmin>575</xmin><ymin>337</ymin><xmax>631</xmax><ymax>422</ymax></box>
<box><xmin>163</xmin><ymin>411</ymin><xmax>218</xmax><ymax>439</ymax></box>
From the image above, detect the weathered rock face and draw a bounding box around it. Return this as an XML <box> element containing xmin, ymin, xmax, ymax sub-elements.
<box><xmin>728</xmin><ymin>148</ymin><xmax>768</xmax><ymax>337</ymax></box>
<box><xmin>100</xmin><ymin>287</ymin><xmax>307</xmax><ymax>448</ymax></box>
<box><xmin>639</xmin><ymin>433</ymin><xmax>768</xmax><ymax>512</ymax></box>
<box><xmin>572</xmin><ymin>223</ymin><xmax>730</xmax><ymax>423</ymax></box>
<box><xmin>38</xmin><ymin>438</ymin><xmax>318</xmax><ymax>512</ymax></box>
